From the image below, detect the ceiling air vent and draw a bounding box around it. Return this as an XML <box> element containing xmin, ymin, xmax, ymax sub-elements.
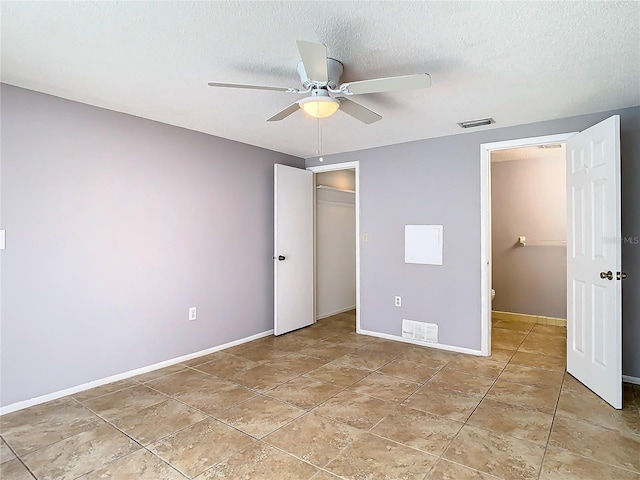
<box><xmin>458</xmin><ymin>118</ymin><xmax>495</xmax><ymax>129</ymax></box>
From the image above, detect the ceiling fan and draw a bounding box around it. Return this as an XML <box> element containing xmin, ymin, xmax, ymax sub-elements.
<box><xmin>208</xmin><ymin>40</ymin><xmax>431</xmax><ymax>124</ymax></box>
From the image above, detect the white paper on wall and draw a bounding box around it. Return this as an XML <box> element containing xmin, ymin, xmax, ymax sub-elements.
<box><xmin>405</xmin><ymin>225</ymin><xmax>443</xmax><ymax>265</ymax></box>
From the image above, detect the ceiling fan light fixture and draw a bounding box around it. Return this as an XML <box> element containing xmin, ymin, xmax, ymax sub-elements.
<box><xmin>208</xmin><ymin>40</ymin><xmax>430</xmax><ymax>124</ymax></box>
<box><xmin>298</xmin><ymin>94</ymin><xmax>340</xmax><ymax>119</ymax></box>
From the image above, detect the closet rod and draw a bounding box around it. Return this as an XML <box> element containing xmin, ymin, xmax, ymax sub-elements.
<box><xmin>525</xmin><ymin>240</ymin><xmax>567</xmax><ymax>246</ymax></box>
<box><xmin>316</xmin><ymin>184</ymin><xmax>355</xmax><ymax>194</ymax></box>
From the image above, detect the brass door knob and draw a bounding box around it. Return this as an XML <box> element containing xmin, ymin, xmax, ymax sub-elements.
<box><xmin>600</xmin><ymin>271</ymin><xmax>613</xmax><ymax>280</ymax></box>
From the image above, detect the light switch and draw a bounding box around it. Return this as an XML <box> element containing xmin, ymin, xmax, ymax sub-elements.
<box><xmin>362</xmin><ymin>232</ymin><xmax>368</xmax><ymax>243</ymax></box>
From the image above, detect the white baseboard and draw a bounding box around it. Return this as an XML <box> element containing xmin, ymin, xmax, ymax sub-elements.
<box><xmin>0</xmin><ymin>329</ymin><xmax>274</xmax><ymax>416</ymax></box>
<box><xmin>316</xmin><ymin>305</ymin><xmax>356</xmax><ymax>320</ymax></box>
<box><xmin>492</xmin><ymin>310</ymin><xmax>566</xmax><ymax>327</ymax></box>
<box><xmin>357</xmin><ymin>329</ymin><xmax>640</xmax><ymax>385</ymax></box>
<box><xmin>357</xmin><ymin>328</ymin><xmax>483</xmax><ymax>356</ymax></box>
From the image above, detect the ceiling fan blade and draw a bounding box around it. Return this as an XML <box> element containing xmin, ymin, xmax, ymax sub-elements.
<box><xmin>208</xmin><ymin>82</ymin><xmax>299</xmax><ymax>93</ymax></box>
<box><xmin>266</xmin><ymin>103</ymin><xmax>300</xmax><ymax>122</ymax></box>
<box><xmin>337</xmin><ymin>98</ymin><xmax>381</xmax><ymax>124</ymax></box>
<box><xmin>296</xmin><ymin>40</ymin><xmax>328</xmax><ymax>83</ymax></box>
<box><xmin>339</xmin><ymin>73</ymin><xmax>431</xmax><ymax>95</ymax></box>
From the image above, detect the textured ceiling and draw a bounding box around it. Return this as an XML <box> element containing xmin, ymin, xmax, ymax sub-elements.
<box><xmin>1</xmin><ymin>1</ymin><xmax>639</xmax><ymax>158</ymax></box>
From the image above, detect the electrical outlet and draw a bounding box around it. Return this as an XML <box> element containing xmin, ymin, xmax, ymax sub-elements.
<box><xmin>188</xmin><ymin>307</ymin><xmax>197</xmax><ymax>321</ymax></box>
<box><xmin>395</xmin><ymin>296</ymin><xmax>402</xmax><ymax>307</ymax></box>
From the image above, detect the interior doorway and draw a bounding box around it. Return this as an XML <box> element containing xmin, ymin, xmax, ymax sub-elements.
<box><xmin>308</xmin><ymin>161</ymin><xmax>360</xmax><ymax>332</ymax></box>
<box><xmin>480</xmin><ymin>133</ymin><xmax>576</xmax><ymax>355</ymax></box>
<box><xmin>314</xmin><ymin>169</ymin><xmax>357</xmax><ymax>321</ymax></box>
<box><xmin>490</xmin><ymin>145</ymin><xmax>567</xmax><ymax>337</ymax></box>
<box><xmin>480</xmin><ymin>116</ymin><xmax>623</xmax><ymax>409</ymax></box>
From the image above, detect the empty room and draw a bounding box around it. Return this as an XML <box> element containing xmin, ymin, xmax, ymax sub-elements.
<box><xmin>1</xmin><ymin>2</ymin><xmax>639</xmax><ymax>479</ymax></box>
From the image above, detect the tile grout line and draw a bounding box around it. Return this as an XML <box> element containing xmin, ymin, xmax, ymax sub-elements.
<box><xmin>4</xmin><ymin>399</ymin><xmax>138</xmax><ymax>461</ymax></box>
<box><xmin>99</xmin><ymin>381</ymin><xmax>269</xmax><ymax>476</ymax></box>
<box><xmin>98</xmin><ymin>382</ymin><xmax>305</xmax><ymax>479</ymax></box>
<box><xmin>433</xmin><ymin>356</ymin><xmax>509</xmax><ymax>476</ymax></box>
<box><xmin>141</xmin><ymin>348</ymin><xmax>379</xmax><ymax>459</ymax></box>
<box><xmin>292</xmin><ymin>318</ymin><xmax>560</xmax><ymax>475</ymax></box>
<box><xmin>0</xmin><ymin>436</ymin><xmax>39</xmax><ymax>480</ymax></box>
<box><xmin>261</xmin><ymin>437</ymin><xmax>349</xmax><ymax>479</ymax></box>
<box><xmin>24</xmin><ymin>403</ymin><xmax>147</xmax><ymax>480</ymax></box>
<box><xmin>541</xmin><ymin>400</ymin><xmax>640</xmax><ymax>475</ymax></box>
<box><xmin>366</xmin><ymin>348</ymin><xmax>504</xmax><ymax>478</ymax></box>
<box><xmin>535</xmin><ymin>368</ymin><xmax>567</xmax><ymax>480</ymax></box>
<box><xmin>8</xmin><ymin>315</ymin><xmax>633</xmax><ymax>480</ymax></box>
<box><xmin>434</xmin><ymin>324</ymin><xmax>557</xmax><ymax>479</ymax></box>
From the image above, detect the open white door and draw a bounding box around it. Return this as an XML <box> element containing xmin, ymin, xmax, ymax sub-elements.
<box><xmin>274</xmin><ymin>164</ymin><xmax>314</xmax><ymax>335</ymax></box>
<box><xmin>566</xmin><ymin>115</ymin><xmax>622</xmax><ymax>409</ymax></box>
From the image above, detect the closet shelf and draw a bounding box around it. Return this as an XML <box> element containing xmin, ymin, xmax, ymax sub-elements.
<box><xmin>316</xmin><ymin>184</ymin><xmax>355</xmax><ymax>194</ymax></box>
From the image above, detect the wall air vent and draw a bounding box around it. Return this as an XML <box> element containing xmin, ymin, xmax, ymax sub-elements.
<box><xmin>402</xmin><ymin>319</ymin><xmax>438</xmax><ymax>343</ymax></box>
<box><xmin>457</xmin><ymin>117</ymin><xmax>495</xmax><ymax>129</ymax></box>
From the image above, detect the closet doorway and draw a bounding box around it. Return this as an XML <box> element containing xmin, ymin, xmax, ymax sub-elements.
<box><xmin>308</xmin><ymin>162</ymin><xmax>360</xmax><ymax>332</ymax></box>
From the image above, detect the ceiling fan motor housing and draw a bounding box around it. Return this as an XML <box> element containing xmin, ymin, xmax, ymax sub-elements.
<box><xmin>296</xmin><ymin>58</ymin><xmax>344</xmax><ymax>89</ymax></box>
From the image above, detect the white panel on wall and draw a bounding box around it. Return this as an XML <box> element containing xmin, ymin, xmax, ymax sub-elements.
<box><xmin>405</xmin><ymin>225</ymin><xmax>443</xmax><ymax>265</ymax></box>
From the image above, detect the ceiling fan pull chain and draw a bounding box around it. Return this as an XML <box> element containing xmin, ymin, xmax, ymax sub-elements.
<box><xmin>317</xmin><ymin>117</ymin><xmax>324</xmax><ymax>161</ymax></box>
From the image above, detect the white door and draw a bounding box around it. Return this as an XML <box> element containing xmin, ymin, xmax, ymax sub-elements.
<box><xmin>566</xmin><ymin>115</ymin><xmax>622</xmax><ymax>409</ymax></box>
<box><xmin>274</xmin><ymin>164</ymin><xmax>314</xmax><ymax>335</ymax></box>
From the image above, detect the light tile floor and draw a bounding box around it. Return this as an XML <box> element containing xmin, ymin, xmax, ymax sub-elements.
<box><xmin>1</xmin><ymin>311</ymin><xmax>639</xmax><ymax>479</ymax></box>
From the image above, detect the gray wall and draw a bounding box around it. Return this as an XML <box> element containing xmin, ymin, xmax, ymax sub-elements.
<box><xmin>0</xmin><ymin>84</ymin><xmax>304</xmax><ymax>407</ymax></box>
<box><xmin>307</xmin><ymin>106</ymin><xmax>640</xmax><ymax>378</ymax></box>
<box><xmin>491</xmin><ymin>154</ymin><xmax>566</xmax><ymax>318</ymax></box>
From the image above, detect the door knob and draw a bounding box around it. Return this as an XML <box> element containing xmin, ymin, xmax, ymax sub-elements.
<box><xmin>277</xmin><ymin>255</ymin><xmax>286</xmax><ymax>261</ymax></box>
<box><xmin>600</xmin><ymin>271</ymin><xmax>613</xmax><ymax>280</ymax></box>
<box><xmin>617</xmin><ymin>272</ymin><xmax>627</xmax><ymax>280</ymax></box>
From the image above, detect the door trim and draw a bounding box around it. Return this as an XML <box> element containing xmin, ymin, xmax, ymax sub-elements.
<box><xmin>479</xmin><ymin>133</ymin><xmax>577</xmax><ymax>356</ymax></box>
<box><xmin>308</xmin><ymin>161</ymin><xmax>360</xmax><ymax>333</ymax></box>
